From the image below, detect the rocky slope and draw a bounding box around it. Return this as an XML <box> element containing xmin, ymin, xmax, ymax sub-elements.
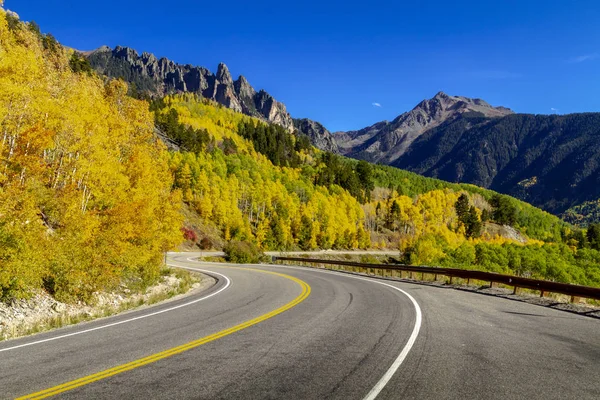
<box><xmin>334</xmin><ymin>91</ymin><xmax>513</xmax><ymax>164</ymax></box>
<box><xmin>86</xmin><ymin>46</ymin><xmax>294</xmax><ymax>130</ymax></box>
<box><xmin>293</xmin><ymin>118</ymin><xmax>339</xmax><ymax>152</ymax></box>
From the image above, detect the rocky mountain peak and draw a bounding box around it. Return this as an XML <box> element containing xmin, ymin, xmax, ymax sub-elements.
<box><xmin>293</xmin><ymin>118</ymin><xmax>339</xmax><ymax>153</ymax></box>
<box><xmin>95</xmin><ymin>45</ymin><xmax>112</xmax><ymax>53</ymax></box>
<box><xmin>234</xmin><ymin>75</ymin><xmax>256</xmax><ymax>99</ymax></box>
<box><xmin>141</xmin><ymin>51</ymin><xmax>157</xmax><ymax>64</ymax></box>
<box><xmin>113</xmin><ymin>46</ymin><xmax>138</xmax><ymax>61</ymax></box>
<box><xmin>216</xmin><ymin>62</ymin><xmax>233</xmax><ymax>85</ymax></box>
<box><xmin>415</xmin><ymin>92</ymin><xmax>513</xmax><ymax>119</ymax></box>
<box><xmin>336</xmin><ymin>92</ymin><xmax>514</xmax><ymax>164</ymax></box>
<box><xmin>433</xmin><ymin>91</ymin><xmax>450</xmax><ymax>100</ymax></box>
<box><xmin>86</xmin><ymin>46</ymin><xmax>294</xmax><ymax>131</ymax></box>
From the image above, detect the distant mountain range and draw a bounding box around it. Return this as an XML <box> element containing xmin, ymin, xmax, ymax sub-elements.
<box><xmin>332</xmin><ymin>91</ymin><xmax>600</xmax><ymax>220</ymax></box>
<box><xmin>85</xmin><ymin>47</ymin><xmax>600</xmax><ymax>223</ymax></box>
<box><xmin>334</xmin><ymin>92</ymin><xmax>514</xmax><ymax>163</ymax></box>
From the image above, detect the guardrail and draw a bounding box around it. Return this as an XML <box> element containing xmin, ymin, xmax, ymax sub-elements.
<box><xmin>273</xmin><ymin>257</ymin><xmax>600</xmax><ymax>302</ymax></box>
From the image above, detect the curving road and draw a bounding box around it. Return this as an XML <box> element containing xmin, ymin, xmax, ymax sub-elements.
<box><xmin>1</xmin><ymin>253</ymin><xmax>599</xmax><ymax>399</ymax></box>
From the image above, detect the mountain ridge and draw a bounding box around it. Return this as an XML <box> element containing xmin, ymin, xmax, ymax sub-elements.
<box><xmin>86</xmin><ymin>45</ymin><xmax>295</xmax><ymax>131</ymax></box>
<box><xmin>83</xmin><ymin>45</ymin><xmax>600</xmax><ymax>222</ymax></box>
<box><xmin>334</xmin><ymin>91</ymin><xmax>514</xmax><ymax>164</ymax></box>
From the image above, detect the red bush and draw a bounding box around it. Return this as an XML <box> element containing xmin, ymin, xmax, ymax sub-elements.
<box><xmin>181</xmin><ymin>227</ymin><xmax>198</xmax><ymax>242</ymax></box>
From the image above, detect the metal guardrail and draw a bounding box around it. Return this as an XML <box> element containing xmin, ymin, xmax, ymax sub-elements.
<box><xmin>273</xmin><ymin>257</ymin><xmax>600</xmax><ymax>302</ymax></box>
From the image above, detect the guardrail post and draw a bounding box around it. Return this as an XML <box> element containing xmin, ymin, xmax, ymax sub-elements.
<box><xmin>540</xmin><ymin>290</ymin><xmax>546</xmax><ymax>298</ymax></box>
<box><xmin>449</xmin><ymin>276</ymin><xmax>453</xmax><ymax>284</ymax></box>
<box><xmin>571</xmin><ymin>296</ymin><xmax>581</xmax><ymax>303</ymax></box>
<box><xmin>513</xmin><ymin>286</ymin><xmax>520</xmax><ymax>295</ymax></box>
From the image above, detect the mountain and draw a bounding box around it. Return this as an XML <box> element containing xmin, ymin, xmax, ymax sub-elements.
<box><xmin>334</xmin><ymin>92</ymin><xmax>513</xmax><ymax>164</ymax></box>
<box><xmin>293</xmin><ymin>118</ymin><xmax>338</xmax><ymax>153</ymax></box>
<box><xmin>3</xmin><ymin>3</ymin><xmax>599</xmax><ymax>305</ymax></box>
<box><xmin>394</xmin><ymin>112</ymin><xmax>600</xmax><ymax>215</ymax></box>
<box><xmin>331</xmin><ymin>91</ymin><xmax>600</xmax><ymax>219</ymax></box>
<box><xmin>85</xmin><ymin>46</ymin><xmax>600</xmax><ymax>221</ymax></box>
<box><xmin>86</xmin><ymin>46</ymin><xmax>294</xmax><ymax>130</ymax></box>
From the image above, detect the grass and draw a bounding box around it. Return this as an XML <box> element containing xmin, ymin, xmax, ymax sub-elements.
<box><xmin>0</xmin><ymin>268</ymin><xmax>201</xmax><ymax>341</ymax></box>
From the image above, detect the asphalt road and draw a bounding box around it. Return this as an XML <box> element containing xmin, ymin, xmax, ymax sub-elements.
<box><xmin>1</xmin><ymin>253</ymin><xmax>599</xmax><ymax>399</ymax></box>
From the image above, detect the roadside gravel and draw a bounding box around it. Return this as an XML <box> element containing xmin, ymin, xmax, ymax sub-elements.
<box><xmin>0</xmin><ymin>270</ymin><xmax>213</xmax><ymax>341</ymax></box>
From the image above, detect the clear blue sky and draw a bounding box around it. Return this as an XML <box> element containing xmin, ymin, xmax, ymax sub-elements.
<box><xmin>8</xmin><ymin>0</ymin><xmax>600</xmax><ymax>131</ymax></box>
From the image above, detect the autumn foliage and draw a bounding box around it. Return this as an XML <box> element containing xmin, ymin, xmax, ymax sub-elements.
<box><xmin>2</xmin><ymin>4</ymin><xmax>599</xmax><ymax>305</ymax></box>
<box><xmin>159</xmin><ymin>95</ymin><xmax>600</xmax><ymax>287</ymax></box>
<box><xmin>0</xmin><ymin>9</ymin><xmax>182</xmax><ymax>301</ymax></box>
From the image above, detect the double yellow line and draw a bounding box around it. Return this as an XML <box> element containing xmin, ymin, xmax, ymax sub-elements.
<box><xmin>17</xmin><ymin>268</ymin><xmax>311</xmax><ymax>399</ymax></box>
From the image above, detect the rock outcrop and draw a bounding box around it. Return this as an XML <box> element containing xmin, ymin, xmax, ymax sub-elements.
<box><xmin>293</xmin><ymin>118</ymin><xmax>339</xmax><ymax>153</ymax></box>
<box><xmin>87</xmin><ymin>46</ymin><xmax>294</xmax><ymax>131</ymax></box>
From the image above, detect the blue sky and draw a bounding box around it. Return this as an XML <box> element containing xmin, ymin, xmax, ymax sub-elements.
<box><xmin>8</xmin><ymin>0</ymin><xmax>600</xmax><ymax>131</ymax></box>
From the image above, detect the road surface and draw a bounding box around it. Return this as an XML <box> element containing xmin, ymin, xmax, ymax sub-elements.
<box><xmin>1</xmin><ymin>253</ymin><xmax>598</xmax><ymax>399</ymax></box>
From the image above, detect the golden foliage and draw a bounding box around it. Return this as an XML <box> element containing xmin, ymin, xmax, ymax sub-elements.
<box><xmin>0</xmin><ymin>10</ymin><xmax>182</xmax><ymax>301</ymax></box>
<box><xmin>165</xmin><ymin>96</ymin><xmax>369</xmax><ymax>250</ymax></box>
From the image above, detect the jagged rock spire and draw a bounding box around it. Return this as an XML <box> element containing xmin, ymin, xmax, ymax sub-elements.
<box><xmin>216</xmin><ymin>62</ymin><xmax>233</xmax><ymax>85</ymax></box>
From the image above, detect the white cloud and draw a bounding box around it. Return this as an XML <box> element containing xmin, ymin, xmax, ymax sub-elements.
<box><xmin>372</xmin><ymin>102</ymin><xmax>382</xmax><ymax>108</ymax></box>
<box><xmin>550</xmin><ymin>107</ymin><xmax>559</xmax><ymax>112</ymax></box>
<box><xmin>568</xmin><ymin>53</ymin><xmax>599</xmax><ymax>63</ymax></box>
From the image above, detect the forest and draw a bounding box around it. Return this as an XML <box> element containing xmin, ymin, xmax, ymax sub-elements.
<box><xmin>1</xmin><ymin>6</ymin><xmax>599</xmax><ymax>305</ymax></box>
<box><xmin>0</xmin><ymin>9</ymin><xmax>181</xmax><ymax>302</ymax></box>
<box><xmin>155</xmin><ymin>95</ymin><xmax>600</xmax><ymax>287</ymax></box>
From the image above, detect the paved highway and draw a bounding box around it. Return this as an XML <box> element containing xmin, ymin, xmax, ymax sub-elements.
<box><xmin>1</xmin><ymin>253</ymin><xmax>598</xmax><ymax>399</ymax></box>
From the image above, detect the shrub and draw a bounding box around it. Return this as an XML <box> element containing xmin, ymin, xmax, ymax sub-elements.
<box><xmin>198</xmin><ymin>237</ymin><xmax>212</xmax><ymax>250</ymax></box>
<box><xmin>181</xmin><ymin>227</ymin><xmax>198</xmax><ymax>242</ymax></box>
<box><xmin>223</xmin><ymin>240</ymin><xmax>264</xmax><ymax>264</ymax></box>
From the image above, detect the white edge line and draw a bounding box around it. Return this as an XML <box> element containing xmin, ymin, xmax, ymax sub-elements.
<box><xmin>0</xmin><ymin>264</ymin><xmax>230</xmax><ymax>353</ymax></box>
<box><xmin>264</xmin><ymin>263</ymin><xmax>422</xmax><ymax>400</ymax></box>
<box><xmin>362</xmin><ymin>279</ymin><xmax>422</xmax><ymax>400</ymax></box>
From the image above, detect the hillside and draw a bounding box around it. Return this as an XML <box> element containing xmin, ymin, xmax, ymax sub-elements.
<box><xmin>327</xmin><ymin>92</ymin><xmax>600</xmax><ymax>224</ymax></box>
<box><xmin>2</xmin><ymin>6</ymin><xmax>600</xmax><ymax>305</ymax></box>
<box><xmin>153</xmin><ymin>95</ymin><xmax>600</xmax><ymax>286</ymax></box>
<box><xmin>394</xmin><ymin>112</ymin><xmax>600</xmax><ymax>216</ymax></box>
<box><xmin>85</xmin><ymin>45</ymin><xmax>339</xmax><ymax>157</ymax></box>
<box><xmin>85</xmin><ymin>46</ymin><xmax>600</xmax><ymax>225</ymax></box>
<box><xmin>0</xmin><ymin>10</ymin><xmax>181</xmax><ymax>302</ymax></box>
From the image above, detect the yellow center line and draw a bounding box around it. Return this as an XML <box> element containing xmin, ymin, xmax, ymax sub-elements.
<box><xmin>16</xmin><ymin>267</ymin><xmax>311</xmax><ymax>400</ymax></box>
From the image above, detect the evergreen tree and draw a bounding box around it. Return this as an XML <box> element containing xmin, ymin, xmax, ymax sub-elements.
<box><xmin>69</xmin><ymin>52</ymin><xmax>93</xmax><ymax>75</ymax></box>
<box><xmin>386</xmin><ymin>200</ymin><xmax>401</xmax><ymax>231</ymax></box>
<box><xmin>587</xmin><ymin>224</ymin><xmax>600</xmax><ymax>250</ymax></box>
<box><xmin>455</xmin><ymin>194</ymin><xmax>469</xmax><ymax>221</ymax></box>
<box><xmin>356</xmin><ymin>160</ymin><xmax>374</xmax><ymax>202</ymax></box>
<box><xmin>490</xmin><ymin>194</ymin><xmax>517</xmax><ymax>226</ymax></box>
<box><xmin>481</xmin><ymin>208</ymin><xmax>490</xmax><ymax>223</ymax></box>
<box><xmin>464</xmin><ymin>206</ymin><xmax>482</xmax><ymax>238</ymax></box>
